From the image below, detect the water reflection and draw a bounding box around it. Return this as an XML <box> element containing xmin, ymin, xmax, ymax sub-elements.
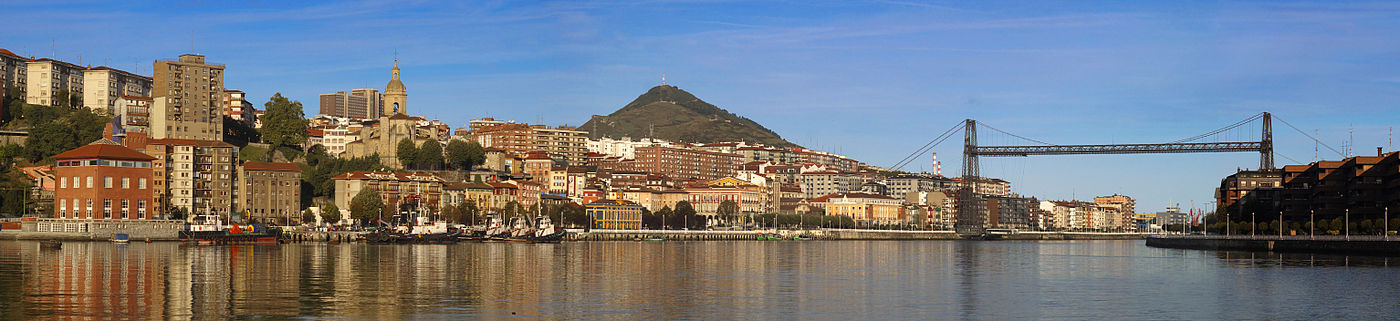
<box><xmin>1</xmin><ymin>240</ymin><xmax>1398</xmax><ymax>320</ymax></box>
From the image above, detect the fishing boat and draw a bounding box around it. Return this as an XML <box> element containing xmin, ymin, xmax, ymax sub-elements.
<box><xmin>366</xmin><ymin>200</ymin><xmax>459</xmax><ymax>244</ymax></box>
<box><xmin>111</xmin><ymin>233</ymin><xmax>130</xmax><ymax>243</ymax></box>
<box><xmin>642</xmin><ymin>235</ymin><xmax>666</xmax><ymax>242</ymax></box>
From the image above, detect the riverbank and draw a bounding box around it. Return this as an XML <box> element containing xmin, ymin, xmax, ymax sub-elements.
<box><xmin>569</xmin><ymin>229</ymin><xmax>1147</xmax><ymax>241</ymax></box>
<box><xmin>1145</xmin><ymin>235</ymin><xmax>1400</xmax><ymax>256</ymax></box>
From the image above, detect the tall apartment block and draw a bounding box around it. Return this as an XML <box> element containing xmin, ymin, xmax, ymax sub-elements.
<box><xmin>26</xmin><ymin>58</ymin><xmax>86</xmax><ymax>106</ymax></box>
<box><xmin>151</xmin><ymin>54</ymin><xmax>225</xmax><ymax>141</ymax></box>
<box><xmin>0</xmin><ymin>49</ymin><xmax>27</xmax><ymax>100</ymax></box>
<box><xmin>83</xmin><ymin>67</ymin><xmax>153</xmax><ymax>113</ymax></box>
<box><xmin>318</xmin><ymin>88</ymin><xmax>381</xmax><ymax>119</ymax></box>
<box><xmin>135</xmin><ymin>137</ymin><xmax>239</xmax><ymax>219</ymax></box>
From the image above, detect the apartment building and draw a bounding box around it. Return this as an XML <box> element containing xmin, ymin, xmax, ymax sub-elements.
<box><xmin>26</xmin><ymin>58</ymin><xmax>85</xmax><ymax>106</ymax></box>
<box><xmin>237</xmin><ymin>161</ymin><xmax>302</xmax><ymax>225</ymax></box>
<box><xmin>319</xmin><ymin>88</ymin><xmax>381</xmax><ymax>119</ymax></box>
<box><xmin>633</xmin><ymin>145</ymin><xmax>740</xmax><ymax>182</ymax></box>
<box><xmin>223</xmin><ymin>90</ymin><xmax>255</xmax><ymax>125</ymax></box>
<box><xmin>532</xmin><ymin>125</ymin><xmax>588</xmax><ymax>164</ymax></box>
<box><xmin>332</xmin><ymin>171</ymin><xmax>444</xmax><ymax>216</ymax></box>
<box><xmin>151</xmin><ymin>54</ymin><xmax>226</xmax><ymax>140</ymax></box>
<box><xmin>83</xmin><ymin>67</ymin><xmax>152</xmax><ymax>112</ymax></box>
<box><xmin>115</xmin><ymin>95</ymin><xmax>153</xmax><ymax>134</ymax></box>
<box><xmin>0</xmin><ymin>49</ymin><xmax>26</xmax><ymax>99</ymax></box>
<box><xmin>137</xmin><ymin>137</ymin><xmax>239</xmax><ymax>219</ymax></box>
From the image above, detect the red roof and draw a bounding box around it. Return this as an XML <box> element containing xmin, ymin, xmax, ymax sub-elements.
<box><xmin>808</xmin><ymin>192</ymin><xmax>894</xmax><ymax>203</ymax></box>
<box><xmin>241</xmin><ymin>161</ymin><xmax>301</xmax><ymax>172</ymax></box>
<box><xmin>53</xmin><ymin>140</ymin><xmax>156</xmax><ymax>161</ymax></box>
<box><xmin>0</xmin><ymin>48</ymin><xmax>22</xmax><ymax>59</ymax></box>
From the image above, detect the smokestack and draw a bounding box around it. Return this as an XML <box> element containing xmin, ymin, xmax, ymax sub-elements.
<box><xmin>1380</xmin><ymin>147</ymin><xmax>1384</xmax><ymax>157</ymax></box>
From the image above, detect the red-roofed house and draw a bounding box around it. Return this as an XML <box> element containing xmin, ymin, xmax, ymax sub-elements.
<box><xmin>53</xmin><ymin>139</ymin><xmax>157</xmax><ymax>219</ymax></box>
<box><xmin>816</xmin><ymin>192</ymin><xmax>905</xmax><ymax>226</ymax></box>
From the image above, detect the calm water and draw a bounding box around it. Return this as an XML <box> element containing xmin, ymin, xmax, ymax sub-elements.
<box><xmin>1</xmin><ymin>240</ymin><xmax>1398</xmax><ymax>320</ymax></box>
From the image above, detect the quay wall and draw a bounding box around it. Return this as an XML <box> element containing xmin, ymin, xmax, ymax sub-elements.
<box><xmin>0</xmin><ymin>219</ymin><xmax>184</xmax><ymax>241</ymax></box>
<box><xmin>1146</xmin><ymin>235</ymin><xmax>1400</xmax><ymax>256</ymax></box>
<box><xmin>568</xmin><ymin>229</ymin><xmax>1145</xmax><ymax>241</ymax></box>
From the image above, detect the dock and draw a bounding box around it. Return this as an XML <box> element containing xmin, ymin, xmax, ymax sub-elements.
<box><xmin>1146</xmin><ymin>235</ymin><xmax>1400</xmax><ymax>256</ymax></box>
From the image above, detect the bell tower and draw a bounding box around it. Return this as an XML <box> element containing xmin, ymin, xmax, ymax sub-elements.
<box><xmin>383</xmin><ymin>59</ymin><xmax>407</xmax><ymax>115</ymax></box>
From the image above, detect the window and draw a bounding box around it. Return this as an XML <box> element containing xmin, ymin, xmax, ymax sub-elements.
<box><xmin>139</xmin><ymin>178</ymin><xmax>147</xmax><ymax>189</ymax></box>
<box><xmin>103</xmin><ymin>200</ymin><xmax>112</xmax><ymax>219</ymax></box>
<box><xmin>121</xmin><ymin>199</ymin><xmax>130</xmax><ymax>219</ymax></box>
<box><xmin>86</xmin><ymin>176</ymin><xmax>93</xmax><ymax>188</ymax></box>
<box><xmin>86</xmin><ymin>199</ymin><xmax>93</xmax><ymax>217</ymax></box>
<box><xmin>105</xmin><ymin>177</ymin><xmax>113</xmax><ymax>188</ymax></box>
<box><xmin>122</xmin><ymin>177</ymin><xmax>130</xmax><ymax>189</ymax></box>
<box><xmin>59</xmin><ymin>201</ymin><xmax>66</xmax><ymax>217</ymax></box>
<box><xmin>138</xmin><ymin>200</ymin><xmax>146</xmax><ymax>219</ymax></box>
<box><xmin>60</xmin><ymin>177</ymin><xmax>67</xmax><ymax>189</ymax></box>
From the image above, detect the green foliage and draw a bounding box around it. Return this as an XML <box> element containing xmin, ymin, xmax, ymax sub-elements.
<box><xmin>396</xmin><ymin>138</ymin><xmax>418</xmax><ymax>169</ymax></box>
<box><xmin>454</xmin><ymin>201</ymin><xmax>481</xmax><ymax>225</ymax></box>
<box><xmin>51</xmin><ymin>88</ymin><xmax>81</xmax><ymax>109</ymax></box>
<box><xmin>350</xmin><ymin>188</ymin><xmax>384</xmax><ymax>226</ymax></box>
<box><xmin>503</xmin><ymin>201</ymin><xmax>522</xmax><ymax>220</ymax></box>
<box><xmin>1</xmin><ymin>86</ymin><xmax>22</xmax><ymax>124</ymax></box>
<box><xmin>321</xmin><ymin>203</ymin><xmax>341</xmax><ymax>225</ymax></box>
<box><xmin>668</xmin><ymin>201</ymin><xmax>706</xmax><ymax>229</ymax></box>
<box><xmin>417</xmin><ymin>140</ymin><xmax>443</xmax><ymax>170</ymax></box>
<box><xmin>717</xmin><ymin>200</ymin><xmax>740</xmax><ymax>222</ymax></box>
<box><xmin>222</xmin><ymin>116</ymin><xmax>260</xmax><ymax>147</ymax></box>
<box><xmin>559</xmin><ymin>203</ymin><xmax>588</xmax><ymax>227</ymax></box>
<box><xmin>21</xmin><ymin>104</ymin><xmax>110</xmax><ymax>162</ymax></box>
<box><xmin>240</xmin><ymin>145</ymin><xmax>268</xmax><ymax>162</ymax></box>
<box><xmin>305</xmin><ymin>144</ymin><xmax>328</xmax><ymax>167</ymax></box>
<box><xmin>301</xmin><ymin>209</ymin><xmax>316</xmax><ymax>225</ymax></box>
<box><xmin>302</xmin><ymin>155</ymin><xmax>384</xmax><ymax>203</ymax></box>
<box><xmin>167</xmin><ymin>207</ymin><xmax>188</xmax><ymax>220</ymax></box>
<box><xmin>445</xmin><ymin>139</ymin><xmax>485</xmax><ymax>170</ymax></box>
<box><xmin>260</xmin><ymin>93</ymin><xmax>309</xmax><ymax>150</ymax></box>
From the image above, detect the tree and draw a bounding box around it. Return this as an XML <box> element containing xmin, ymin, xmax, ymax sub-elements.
<box><xmin>560</xmin><ymin>203</ymin><xmax>588</xmax><ymax>227</ymax></box>
<box><xmin>717</xmin><ymin>200</ymin><xmax>740</xmax><ymax>225</ymax></box>
<box><xmin>396</xmin><ymin>138</ymin><xmax>418</xmax><ymax>169</ymax></box>
<box><xmin>418</xmin><ymin>140</ymin><xmax>443</xmax><ymax>170</ymax></box>
<box><xmin>321</xmin><ymin>203</ymin><xmax>341</xmax><ymax>225</ymax></box>
<box><xmin>656</xmin><ymin>206</ymin><xmax>675</xmax><ymax>228</ymax></box>
<box><xmin>260</xmin><ymin>93</ymin><xmax>309</xmax><ymax>151</ymax></box>
<box><xmin>350</xmin><ymin>188</ymin><xmax>385</xmax><ymax>226</ymax></box>
<box><xmin>674</xmin><ymin>201</ymin><xmax>703</xmax><ymax>229</ymax></box>
<box><xmin>503</xmin><ymin>201</ymin><xmax>522</xmax><ymax>220</ymax></box>
<box><xmin>458</xmin><ymin>201</ymin><xmax>481</xmax><ymax>225</ymax></box>
<box><xmin>301</xmin><ymin>209</ymin><xmax>316</xmax><ymax>225</ymax></box>
<box><xmin>445</xmin><ymin>139</ymin><xmax>484</xmax><ymax>170</ymax></box>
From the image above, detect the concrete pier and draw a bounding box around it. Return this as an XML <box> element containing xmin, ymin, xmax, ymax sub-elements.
<box><xmin>1146</xmin><ymin>235</ymin><xmax>1400</xmax><ymax>256</ymax></box>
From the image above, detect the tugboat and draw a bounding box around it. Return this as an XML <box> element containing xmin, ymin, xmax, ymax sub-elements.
<box><xmin>506</xmin><ymin>216</ymin><xmax>536</xmax><ymax>242</ymax></box>
<box><xmin>366</xmin><ymin>198</ymin><xmax>459</xmax><ymax>244</ymax></box>
<box><xmin>183</xmin><ymin>213</ymin><xmax>280</xmax><ymax>245</ymax></box>
<box><xmin>532</xmin><ymin>215</ymin><xmax>566</xmax><ymax>243</ymax></box>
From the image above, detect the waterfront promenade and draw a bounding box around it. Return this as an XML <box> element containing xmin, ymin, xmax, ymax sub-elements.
<box><xmin>1146</xmin><ymin>234</ymin><xmax>1400</xmax><ymax>256</ymax></box>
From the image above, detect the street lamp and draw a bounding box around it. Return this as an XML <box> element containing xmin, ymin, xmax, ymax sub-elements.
<box><xmin>1310</xmin><ymin>209</ymin><xmax>1315</xmax><ymax>240</ymax></box>
<box><xmin>1345</xmin><ymin>208</ymin><xmax>1350</xmax><ymax>241</ymax></box>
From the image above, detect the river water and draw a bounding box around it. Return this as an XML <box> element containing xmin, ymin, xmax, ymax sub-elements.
<box><xmin>1</xmin><ymin>240</ymin><xmax>1397</xmax><ymax>320</ymax></box>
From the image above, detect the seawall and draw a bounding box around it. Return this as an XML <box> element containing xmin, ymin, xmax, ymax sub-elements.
<box><xmin>568</xmin><ymin>229</ymin><xmax>1146</xmax><ymax>241</ymax></box>
<box><xmin>1146</xmin><ymin>235</ymin><xmax>1400</xmax><ymax>256</ymax></box>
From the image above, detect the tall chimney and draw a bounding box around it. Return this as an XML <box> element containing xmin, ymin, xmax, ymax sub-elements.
<box><xmin>1379</xmin><ymin>147</ymin><xmax>1384</xmax><ymax>157</ymax></box>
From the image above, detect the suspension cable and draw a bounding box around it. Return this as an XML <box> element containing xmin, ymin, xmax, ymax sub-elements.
<box><xmin>1171</xmin><ymin>112</ymin><xmax>1264</xmax><ymax>143</ymax></box>
<box><xmin>979</xmin><ymin>122</ymin><xmax>1054</xmax><ymax>145</ymax></box>
<box><xmin>1273</xmin><ymin>115</ymin><xmax>1345</xmax><ymax>158</ymax></box>
<box><xmin>891</xmin><ymin>121</ymin><xmax>964</xmax><ymax>171</ymax></box>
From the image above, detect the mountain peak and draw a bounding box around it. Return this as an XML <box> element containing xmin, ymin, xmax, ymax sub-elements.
<box><xmin>582</xmin><ymin>85</ymin><xmax>794</xmax><ymax>147</ymax></box>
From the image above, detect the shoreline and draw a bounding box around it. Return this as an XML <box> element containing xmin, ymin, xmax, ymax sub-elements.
<box><xmin>2</xmin><ymin>229</ymin><xmax>1148</xmax><ymax>242</ymax></box>
<box><xmin>1146</xmin><ymin>235</ymin><xmax>1400</xmax><ymax>256</ymax></box>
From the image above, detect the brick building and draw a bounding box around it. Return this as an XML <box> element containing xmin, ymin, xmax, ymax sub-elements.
<box><xmin>237</xmin><ymin>161</ymin><xmax>302</xmax><ymax>224</ymax></box>
<box><xmin>53</xmin><ymin>139</ymin><xmax>157</xmax><ymax>220</ymax></box>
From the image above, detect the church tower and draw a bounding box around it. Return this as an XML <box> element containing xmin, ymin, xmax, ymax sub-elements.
<box><xmin>384</xmin><ymin>60</ymin><xmax>407</xmax><ymax>115</ymax></box>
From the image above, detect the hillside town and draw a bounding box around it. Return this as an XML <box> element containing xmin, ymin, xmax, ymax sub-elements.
<box><xmin>0</xmin><ymin>51</ymin><xmax>1160</xmax><ymax>234</ymax></box>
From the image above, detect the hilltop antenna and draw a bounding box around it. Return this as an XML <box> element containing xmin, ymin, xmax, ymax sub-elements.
<box><xmin>1314</xmin><ymin>129</ymin><xmax>1319</xmax><ymax>161</ymax></box>
<box><xmin>1349</xmin><ymin>125</ymin><xmax>1354</xmax><ymax>157</ymax></box>
<box><xmin>51</xmin><ymin>38</ymin><xmax>55</xmax><ymax>58</ymax></box>
<box><xmin>661</xmin><ymin>73</ymin><xmax>666</xmax><ymax>86</ymax></box>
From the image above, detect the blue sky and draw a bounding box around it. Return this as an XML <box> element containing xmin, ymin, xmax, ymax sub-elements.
<box><xmin>4</xmin><ymin>0</ymin><xmax>1399</xmax><ymax>212</ymax></box>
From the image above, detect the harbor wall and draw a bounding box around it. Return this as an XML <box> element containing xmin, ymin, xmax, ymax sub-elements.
<box><xmin>0</xmin><ymin>218</ymin><xmax>184</xmax><ymax>241</ymax></box>
<box><xmin>568</xmin><ymin>229</ymin><xmax>1145</xmax><ymax>241</ymax></box>
<box><xmin>1146</xmin><ymin>235</ymin><xmax>1400</xmax><ymax>256</ymax></box>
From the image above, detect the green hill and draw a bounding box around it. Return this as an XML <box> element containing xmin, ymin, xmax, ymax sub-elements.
<box><xmin>581</xmin><ymin>85</ymin><xmax>794</xmax><ymax>147</ymax></box>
